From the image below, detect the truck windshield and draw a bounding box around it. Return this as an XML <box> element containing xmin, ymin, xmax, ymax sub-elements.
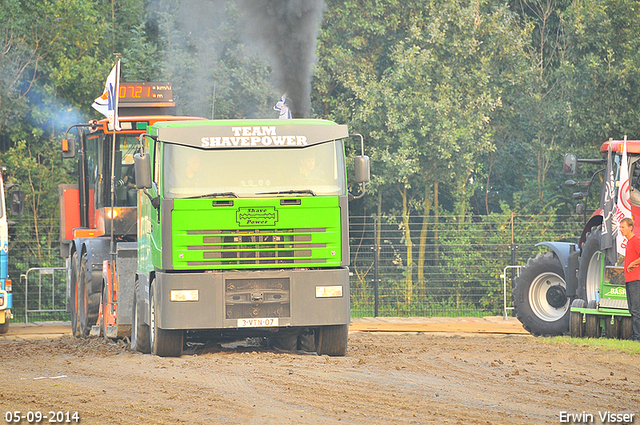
<box><xmin>162</xmin><ymin>140</ymin><xmax>346</xmax><ymax>198</ymax></box>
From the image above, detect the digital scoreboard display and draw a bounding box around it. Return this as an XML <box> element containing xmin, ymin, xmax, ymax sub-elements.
<box><xmin>118</xmin><ymin>82</ymin><xmax>173</xmax><ymax>104</ymax></box>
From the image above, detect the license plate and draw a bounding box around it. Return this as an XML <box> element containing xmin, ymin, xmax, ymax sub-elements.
<box><xmin>237</xmin><ymin>318</ymin><xmax>279</xmax><ymax>328</ymax></box>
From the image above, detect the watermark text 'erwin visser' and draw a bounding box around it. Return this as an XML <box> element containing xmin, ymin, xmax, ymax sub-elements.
<box><xmin>560</xmin><ymin>411</ymin><xmax>635</xmax><ymax>423</ymax></box>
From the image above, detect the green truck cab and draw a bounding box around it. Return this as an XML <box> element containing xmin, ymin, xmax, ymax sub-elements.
<box><xmin>132</xmin><ymin>119</ymin><xmax>369</xmax><ymax>356</ymax></box>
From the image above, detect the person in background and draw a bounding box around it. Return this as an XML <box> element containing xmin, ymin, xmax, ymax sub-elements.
<box><xmin>619</xmin><ymin>217</ymin><xmax>640</xmax><ymax>341</ymax></box>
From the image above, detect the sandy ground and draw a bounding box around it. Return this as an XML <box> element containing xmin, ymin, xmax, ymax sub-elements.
<box><xmin>0</xmin><ymin>318</ymin><xmax>638</xmax><ymax>424</ymax></box>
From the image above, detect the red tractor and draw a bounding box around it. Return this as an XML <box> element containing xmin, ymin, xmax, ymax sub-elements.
<box><xmin>514</xmin><ymin>139</ymin><xmax>634</xmax><ymax>337</ymax></box>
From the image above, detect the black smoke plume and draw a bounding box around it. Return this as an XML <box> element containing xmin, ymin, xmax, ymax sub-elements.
<box><xmin>237</xmin><ymin>0</ymin><xmax>325</xmax><ymax>118</ymax></box>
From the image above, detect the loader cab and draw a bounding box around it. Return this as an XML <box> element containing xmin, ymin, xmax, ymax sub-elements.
<box><xmin>59</xmin><ymin>114</ymin><xmax>207</xmax><ymax>257</ymax></box>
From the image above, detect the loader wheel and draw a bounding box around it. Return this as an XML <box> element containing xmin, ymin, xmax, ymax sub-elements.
<box><xmin>315</xmin><ymin>324</ymin><xmax>348</xmax><ymax>356</ymax></box>
<box><xmin>604</xmin><ymin>316</ymin><xmax>620</xmax><ymax>339</ymax></box>
<box><xmin>621</xmin><ymin>317</ymin><xmax>633</xmax><ymax>340</ymax></box>
<box><xmin>78</xmin><ymin>252</ymin><xmax>100</xmax><ymax>337</ymax></box>
<box><xmin>131</xmin><ymin>280</ymin><xmax>150</xmax><ymax>353</ymax></box>
<box><xmin>585</xmin><ymin>301</ymin><xmax>601</xmax><ymax>338</ymax></box>
<box><xmin>569</xmin><ymin>299</ymin><xmax>586</xmax><ymax>338</ymax></box>
<box><xmin>150</xmin><ymin>279</ymin><xmax>183</xmax><ymax>357</ymax></box>
<box><xmin>69</xmin><ymin>251</ymin><xmax>80</xmax><ymax>338</ymax></box>
<box><xmin>101</xmin><ymin>283</ymin><xmax>109</xmax><ymax>339</ymax></box>
<box><xmin>577</xmin><ymin>227</ymin><xmax>608</xmax><ymax>303</ymax></box>
<box><xmin>513</xmin><ymin>252</ymin><xmax>570</xmax><ymax>336</ymax></box>
<box><xmin>0</xmin><ymin>314</ymin><xmax>8</xmax><ymax>334</ymax></box>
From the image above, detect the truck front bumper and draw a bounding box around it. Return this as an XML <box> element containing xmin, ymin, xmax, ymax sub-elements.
<box><xmin>154</xmin><ymin>268</ymin><xmax>350</xmax><ymax>330</ymax></box>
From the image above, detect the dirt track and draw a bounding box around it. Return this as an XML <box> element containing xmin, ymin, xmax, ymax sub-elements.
<box><xmin>1</xmin><ymin>319</ymin><xmax>639</xmax><ymax>425</ymax></box>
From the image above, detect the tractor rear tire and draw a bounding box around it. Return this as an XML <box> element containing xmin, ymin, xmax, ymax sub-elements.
<box><xmin>315</xmin><ymin>324</ymin><xmax>348</xmax><ymax>356</ymax></box>
<box><xmin>513</xmin><ymin>252</ymin><xmax>570</xmax><ymax>336</ymax></box>
<box><xmin>577</xmin><ymin>227</ymin><xmax>607</xmax><ymax>303</ymax></box>
<box><xmin>0</xmin><ymin>319</ymin><xmax>8</xmax><ymax>334</ymax></box>
<box><xmin>621</xmin><ymin>317</ymin><xmax>633</xmax><ymax>340</ymax></box>
<box><xmin>150</xmin><ymin>279</ymin><xmax>183</xmax><ymax>357</ymax></box>
<box><xmin>569</xmin><ymin>299</ymin><xmax>586</xmax><ymax>338</ymax></box>
<box><xmin>604</xmin><ymin>316</ymin><xmax>621</xmax><ymax>339</ymax></box>
<box><xmin>131</xmin><ymin>280</ymin><xmax>150</xmax><ymax>353</ymax></box>
<box><xmin>585</xmin><ymin>301</ymin><xmax>601</xmax><ymax>338</ymax></box>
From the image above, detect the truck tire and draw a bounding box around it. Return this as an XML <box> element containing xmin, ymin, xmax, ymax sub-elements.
<box><xmin>577</xmin><ymin>227</ymin><xmax>609</xmax><ymax>303</ymax></box>
<box><xmin>273</xmin><ymin>334</ymin><xmax>299</xmax><ymax>351</ymax></box>
<box><xmin>78</xmin><ymin>252</ymin><xmax>100</xmax><ymax>337</ymax></box>
<box><xmin>569</xmin><ymin>299</ymin><xmax>586</xmax><ymax>338</ymax></box>
<box><xmin>131</xmin><ymin>280</ymin><xmax>150</xmax><ymax>353</ymax></box>
<box><xmin>584</xmin><ymin>301</ymin><xmax>601</xmax><ymax>338</ymax></box>
<box><xmin>621</xmin><ymin>317</ymin><xmax>633</xmax><ymax>340</ymax></box>
<box><xmin>299</xmin><ymin>329</ymin><xmax>316</xmax><ymax>352</ymax></box>
<box><xmin>315</xmin><ymin>324</ymin><xmax>348</xmax><ymax>356</ymax></box>
<box><xmin>0</xmin><ymin>317</ymin><xmax>8</xmax><ymax>334</ymax></box>
<box><xmin>513</xmin><ymin>252</ymin><xmax>570</xmax><ymax>336</ymax></box>
<box><xmin>149</xmin><ymin>279</ymin><xmax>183</xmax><ymax>357</ymax></box>
<box><xmin>70</xmin><ymin>251</ymin><xmax>80</xmax><ymax>338</ymax></box>
<box><xmin>604</xmin><ymin>316</ymin><xmax>620</xmax><ymax>339</ymax></box>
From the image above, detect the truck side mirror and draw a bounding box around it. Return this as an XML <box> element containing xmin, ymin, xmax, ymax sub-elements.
<box><xmin>61</xmin><ymin>138</ymin><xmax>76</xmax><ymax>159</ymax></box>
<box><xmin>10</xmin><ymin>190</ymin><xmax>24</xmax><ymax>216</ymax></box>
<box><xmin>564</xmin><ymin>153</ymin><xmax>577</xmax><ymax>175</ymax></box>
<box><xmin>134</xmin><ymin>153</ymin><xmax>153</xmax><ymax>189</ymax></box>
<box><xmin>354</xmin><ymin>155</ymin><xmax>370</xmax><ymax>184</ymax></box>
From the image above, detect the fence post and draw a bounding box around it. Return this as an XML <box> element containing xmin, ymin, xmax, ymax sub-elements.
<box><xmin>20</xmin><ymin>273</ymin><xmax>27</xmax><ymax>323</ymax></box>
<box><xmin>373</xmin><ymin>214</ymin><xmax>379</xmax><ymax>317</ymax></box>
<box><xmin>510</xmin><ymin>213</ymin><xmax>518</xmax><ymax>286</ymax></box>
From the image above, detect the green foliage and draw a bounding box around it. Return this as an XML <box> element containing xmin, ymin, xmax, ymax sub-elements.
<box><xmin>2</xmin><ymin>0</ymin><xmax>640</xmax><ymax>320</ymax></box>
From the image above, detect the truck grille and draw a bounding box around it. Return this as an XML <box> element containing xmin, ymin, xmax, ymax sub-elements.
<box><xmin>186</xmin><ymin>228</ymin><xmax>327</xmax><ymax>266</ymax></box>
<box><xmin>225</xmin><ymin>277</ymin><xmax>290</xmax><ymax>320</ymax></box>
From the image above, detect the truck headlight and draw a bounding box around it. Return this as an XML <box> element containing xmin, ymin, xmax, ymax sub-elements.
<box><xmin>316</xmin><ymin>286</ymin><xmax>343</xmax><ymax>298</ymax></box>
<box><xmin>170</xmin><ymin>290</ymin><xmax>199</xmax><ymax>302</ymax></box>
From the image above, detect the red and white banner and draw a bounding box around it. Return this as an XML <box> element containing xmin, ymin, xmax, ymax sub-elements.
<box><xmin>616</xmin><ymin>137</ymin><xmax>632</xmax><ymax>256</ymax></box>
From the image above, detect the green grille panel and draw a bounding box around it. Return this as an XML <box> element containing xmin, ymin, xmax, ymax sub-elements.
<box><xmin>171</xmin><ymin>198</ymin><xmax>342</xmax><ymax>269</ymax></box>
<box><xmin>188</xmin><ymin>228</ymin><xmax>327</xmax><ymax>265</ymax></box>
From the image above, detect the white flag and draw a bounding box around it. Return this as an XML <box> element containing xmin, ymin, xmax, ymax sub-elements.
<box><xmin>616</xmin><ymin>137</ymin><xmax>632</xmax><ymax>256</ymax></box>
<box><xmin>91</xmin><ymin>59</ymin><xmax>120</xmax><ymax>130</ymax></box>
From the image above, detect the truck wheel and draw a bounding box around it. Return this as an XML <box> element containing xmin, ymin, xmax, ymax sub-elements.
<box><xmin>131</xmin><ymin>280</ymin><xmax>150</xmax><ymax>353</ymax></box>
<box><xmin>315</xmin><ymin>324</ymin><xmax>348</xmax><ymax>356</ymax></box>
<box><xmin>78</xmin><ymin>252</ymin><xmax>100</xmax><ymax>337</ymax></box>
<box><xmin>585</xmin><ymin>301</ymin><xmax>601</xmax><ymax>338</ymax></box>
<box><xmin>604</xmin><ymin>316</ymin><xmax>620</xmax><ymax>339</ymax></box>
<box><xmin>70</xmin><ymin>251</ymin><xmax>80</xmax><ymax>337</ymax></box>
<box><xmin>149</xmin><ymin>279</ymin><xmax>183</xmax><ymax>357</ymax></box>
<box><xmin>621</xmin><ymin>317</ymin><xmax>633</xmax><ymax>340</ymax></box>
<box><xmin>577</xmin><ymin>227</ymin><xmax>607</xmax><ymax>303</ymax></box>
<box><xmin>569</xmin><ymin>299</ymin><xmax>586</xmax><ymax>338</ymax></box>
<box><xmin>299</xmin><ymin>329</ymin><xmax>316</xmax><ymax>352</ymax></box>
<box><xmin>513</xmin><ymin>252</ymin><xmax>570</xmax><ymax>336</ymax></box>
<box><xmin>273</xmin><ymin>334</ymin><xmax>298</xmax><ymax>351</ymax></box>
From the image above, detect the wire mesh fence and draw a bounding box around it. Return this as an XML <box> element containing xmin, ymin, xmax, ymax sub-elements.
<box><xmin>6</xmin><ymin>214</ymin><xmax>584</xmax><ymax>322</ymax></box>
<box><xmin>348</xmin><ymin>214</ymin><xmax>583</xmax><ymax>317</ymax></box>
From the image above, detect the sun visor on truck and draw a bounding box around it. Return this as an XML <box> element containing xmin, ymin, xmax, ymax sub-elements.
<box><xmin>150</xmin><ymin>120</ymin><xmax>349</xmax><ymax>149</ymax></box>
